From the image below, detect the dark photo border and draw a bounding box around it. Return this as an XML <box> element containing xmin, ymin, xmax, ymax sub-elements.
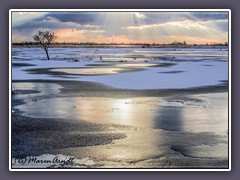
<box><xmin>1</xmin><ymin>0</ymin><xmax>239</xmax><ymax>179</ymax></box>
<box><xmin>9</xmin><ymin>9</ymin><xmax>231</xmax><ymax>171</ymax></box>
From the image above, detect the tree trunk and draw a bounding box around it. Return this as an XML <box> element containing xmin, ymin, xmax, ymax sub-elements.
<box><xmin>44</xmin><ymin>48</ymin><xmax>50</xmax><ymax>60</ymax></box>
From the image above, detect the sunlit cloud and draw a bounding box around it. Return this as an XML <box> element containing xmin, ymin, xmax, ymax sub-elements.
<box><xmin>122</xmin><ymin>19</ymin><xmax>228</xmax><ymax>43</ymax></box>
<box><xmin>54</xmin><ymin>28</ymin><xmax>106</xmax><ymax>43</ymax></box>
<box><xmin>11</xmin><ymin>11</ymin><xmax>229</xmax><ymax>44</ymax></box>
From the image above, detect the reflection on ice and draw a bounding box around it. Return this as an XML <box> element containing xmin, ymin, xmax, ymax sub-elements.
<box><xmin>15</xmin><ymin>92</ymin><xmax>228</xmax><ymax>135</ymax></box>
<box><xmin>12</xmin><ymin>82</ymin><xmax>62</xmax><ymax>104</ymax></box>
<box><xmin>181</xmin><ymin>93</ymin><xmax>228</xmax><ymax>135</ymax></box>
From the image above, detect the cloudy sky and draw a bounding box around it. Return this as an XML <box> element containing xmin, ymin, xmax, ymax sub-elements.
<box><xmin>11</xmin><ymin>11</ymin><xmax>229</xmax><ymax>44</ymax></box>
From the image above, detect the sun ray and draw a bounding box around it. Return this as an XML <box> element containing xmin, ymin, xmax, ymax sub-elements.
<box><xmin>12</xmin><ymin>11</ymin><xmax>228</xmax><ymax>44</ymax></box>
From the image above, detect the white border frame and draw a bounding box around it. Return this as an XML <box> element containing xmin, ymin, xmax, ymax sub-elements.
<box><xmin>9</xmin><ymin>9</ymin><xmax>231</xmax><ymax>172</ymax></box>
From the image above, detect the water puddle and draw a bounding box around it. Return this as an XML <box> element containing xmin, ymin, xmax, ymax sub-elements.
<box><xmin>12</xmin><ymin>82</ymin><xmax>62</xmax><ymax>103</ymax></box>
<box><xmin>15</xmin><ymin>92</ymin><xmax>228</xmax><ymax>135</ymax></box>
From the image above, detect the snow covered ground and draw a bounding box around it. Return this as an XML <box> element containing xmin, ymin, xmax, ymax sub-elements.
<box><xmin>12</xmin><ymin>47</ymin><xmax>228</xmax><ymax>89</ymax></box>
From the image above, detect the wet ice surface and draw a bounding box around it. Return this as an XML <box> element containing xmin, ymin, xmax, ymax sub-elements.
<box><xmin>50</xmin><ymin>128</ymin><xmax>228</xmax><ymax>168</ymax></box>
<box><xmin>12</xmin><ymin>82</ymin><xmax>228</xmax><ymax>168</ymax></box>
<box><xmin>12</xmin><ymin>47</ymin><xmax>228</xmax><ymax>89</ymax></box>
<box><xmin>12</xmin><ymin>82</ymin><xmax>61</xmax><ymax>97</ymax></box>
<box><xmin>11</xmin><ymin>47</ymin><xmax>229</xmax><ymax>168</ymax></box>
<box><xmin>15</xmin><ymin>90</ymin><xmax>228</xmax><ymax>136</ymax></box>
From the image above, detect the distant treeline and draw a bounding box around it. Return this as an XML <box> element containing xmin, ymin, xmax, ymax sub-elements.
<box><xmin>12</xmin><ymin>41</ymin><xmax>229</xmax><ymax>48</ymax></box>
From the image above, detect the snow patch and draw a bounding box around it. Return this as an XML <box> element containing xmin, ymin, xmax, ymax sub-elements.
<box><xmin>12</xmin><ymin>47</ymin><xmax>228</xmax><ymax>89</ymax></box>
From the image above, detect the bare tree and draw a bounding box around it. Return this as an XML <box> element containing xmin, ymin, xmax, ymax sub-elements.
<box><xmin>33</xmin><ymin>31</ymin><xmax>56</xmax><ymax>60</ymax></box>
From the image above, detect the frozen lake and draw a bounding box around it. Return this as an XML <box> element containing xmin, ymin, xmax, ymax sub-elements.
<box><xmin>11</xmin><ymin>46</ymin><xmax>229</xmax><ymax>168</ymax></box>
